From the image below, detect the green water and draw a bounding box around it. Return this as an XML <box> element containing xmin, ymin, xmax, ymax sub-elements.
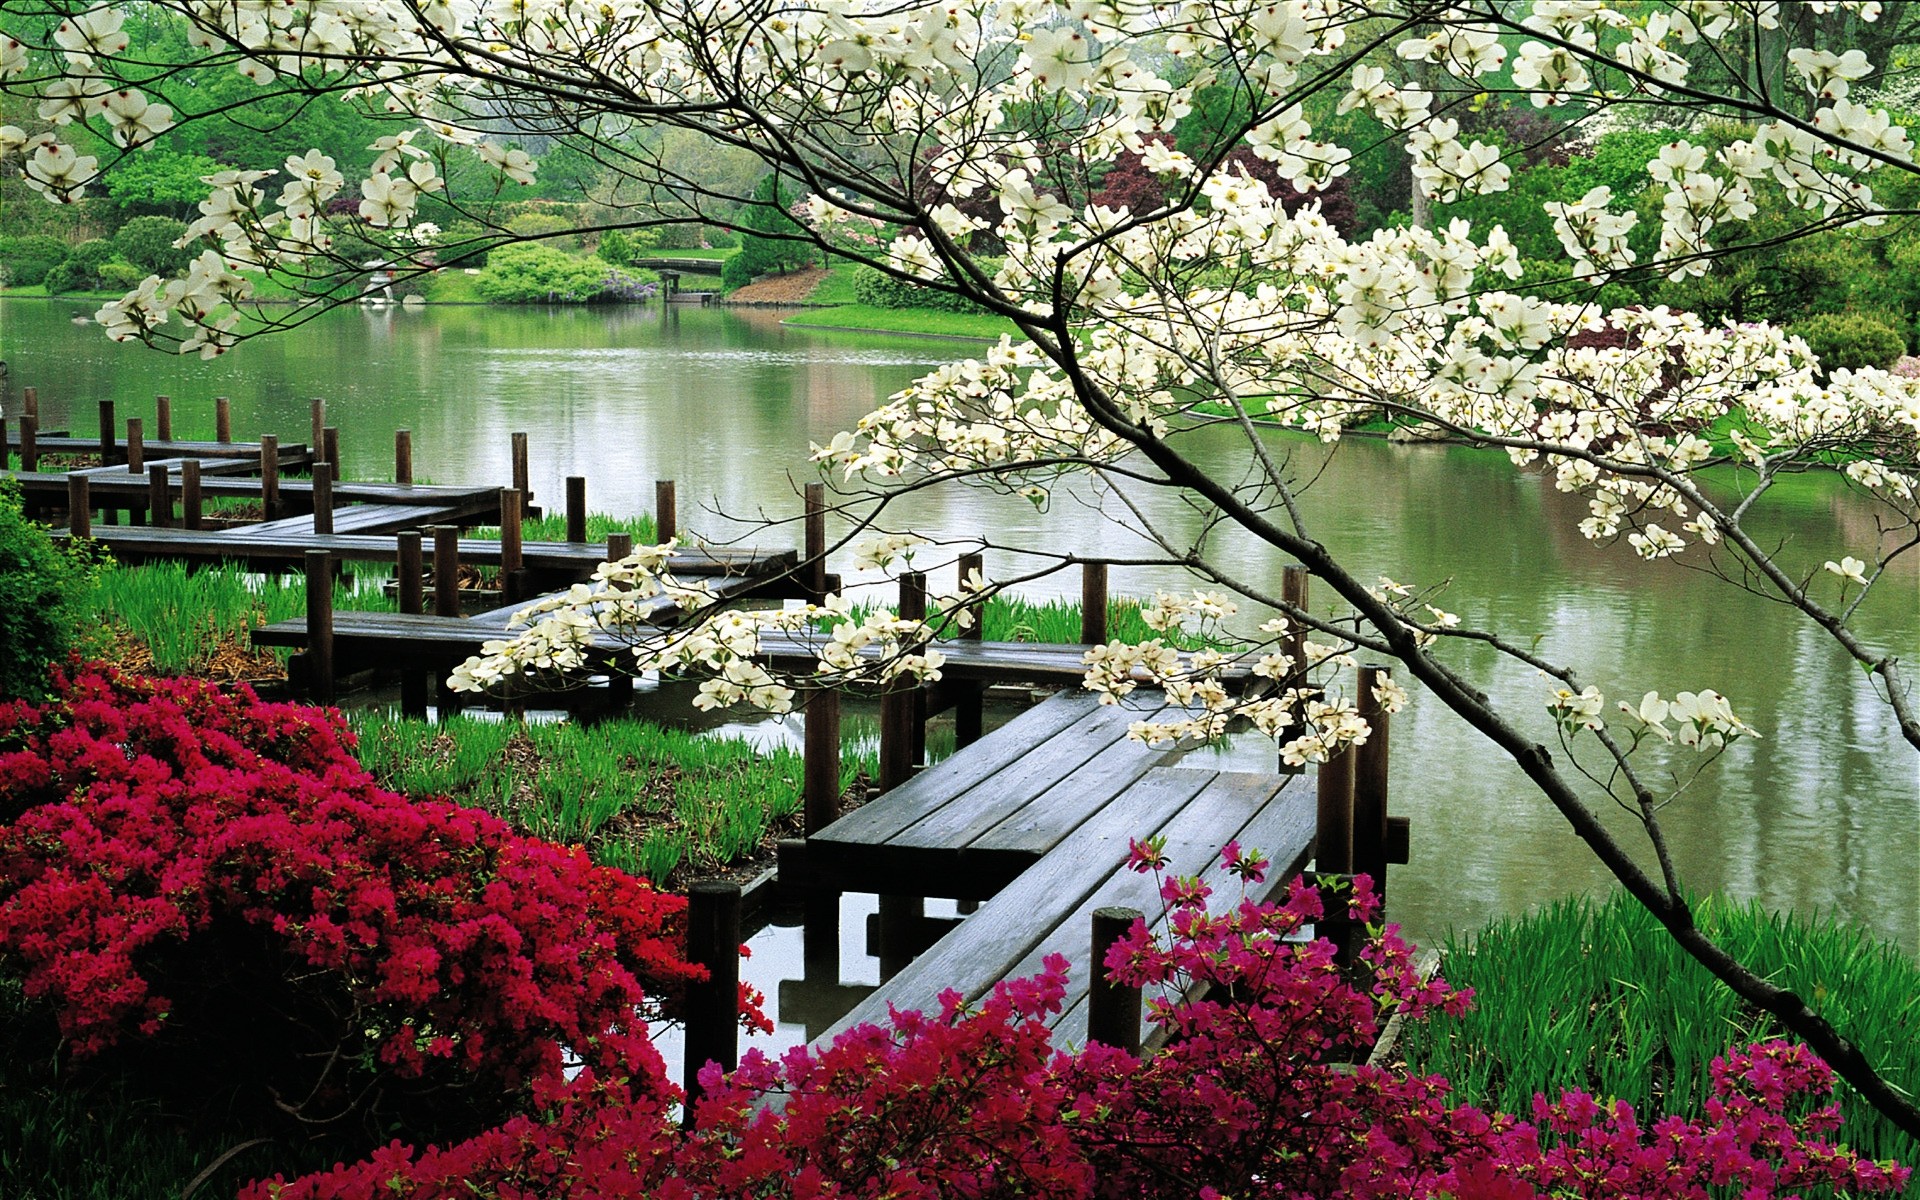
<box><xmin>3</xmin><ymin>297</ymin><xmax>1914</xmax><ymax>955</ymax></box>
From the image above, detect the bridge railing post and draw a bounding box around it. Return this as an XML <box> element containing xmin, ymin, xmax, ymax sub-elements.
<box><xmin>1088</xmin><ymin>906</ymin><xmax>1144</xmax><ymax>1054</ymax></box>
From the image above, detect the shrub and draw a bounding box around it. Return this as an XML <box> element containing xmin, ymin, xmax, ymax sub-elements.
<box><xmin>1791</xmin><ymin>310</ymin><xmax>1908</xmax><ymax>374</ymax></box>
<box><xmin>111</xmin><ymin>215</ymin><xmax>192</xmax><ymax>275</ymax></box>
<box><xmin>0</xmin><ymin>483</ymin><xmax>99</xmax><ymax>700</ymax></box>
<box><xmin>94</xmin><ymin>259</ymin><xmax>145</xmax><ymax>290</ymax></box>
<box><xmin>0</xmin><ymin>666</ymin><xmax>750</xmax><ymax>1162</ymax></box>
<box><xmin>246</xmin><ymin>865</ymin><xmax>1908</xmax><ymax>1200</ymax></box>
<box><xmin>0</xmin><ymin>234</ymin><xmax>70</xmax><ymax>286</ymax></box>
<box><xmin>596</xmin><ymin>228</ymin><xmax>635</xmax><ymax>264</ymax></box>
<box><xmin>851</xmin><ymin>264</ymin><xmax>988</xmax><ymax>313</ymax></box>
<box><xmin>504</xmin><ymin>212</ymin><xmax>580</xmax><ymax>246</ymax></box>
<box><xmin>475</xmin><ymin>242</ymin><xmax>655</xmax><ymax>303</ymax></box>
<box><xmin>729</xmin><ymin>172</ymin><xmax>817</xmax><ymax>286</ymax></box>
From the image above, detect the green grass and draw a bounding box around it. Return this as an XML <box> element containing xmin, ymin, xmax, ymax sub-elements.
<box><xmin>86</xmin><ymin>560</ymin><xmax>395</xmax><ymax>674</ymax></box>
<box><xmin>348</xmin><ymin>711</ymin><xmax>878</xmax><ymax>885</ymax></box>
<box><xmin>840</xmin><ymin>593</ymin><xmax>1214</xmax><ymax>649</ymax></box>
<box><xmin>1403</xmin><ymin>892</ymin><xmax>1920</xmax><ymax>1183</ymax></box>
<box><xmin>805</xmin><ymin>263</ymin><xmax>859</xmax><ymax>305</ymax></box>
<box><xmin>465</xmin><ymin>509</ymin><xmax>659</xmax><ymax>545</ymax></box>
<box><xmin>638</xmin><ymin>247</ymin><xmax>736</xmax><ymax>261</ymax></box>
<box><xmin>424</xmin><ymin>269</ymin><xmax>483</xmax><ymax>303</ymax></box>
<box><xmin>783</xmin><ymin>303</ymin><xmax>1021</xmax><ymax>341</ymax></box>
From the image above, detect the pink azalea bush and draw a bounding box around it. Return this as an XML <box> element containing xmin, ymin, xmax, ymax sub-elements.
<box><xmin>247</xmin><ymin>838</ymin><xmax>1910</xmax><ymax>1199</ymax></box>
<box><xmin>0</xmin><ymin>665</ymin><xmax>758</xmax><ymax>1147</ymax></box>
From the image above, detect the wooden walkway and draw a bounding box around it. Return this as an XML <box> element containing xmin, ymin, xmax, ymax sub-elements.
<box><xmin>819</xmin><ymin>761</ymin><xmax>1316</xmax><ymax>1049</ymax></box>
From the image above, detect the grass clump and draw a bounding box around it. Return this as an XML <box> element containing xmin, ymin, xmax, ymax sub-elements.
<box><xmin>348</xmin><ymin>712</ymin><xmax>875</xmax><ymax>885</ymax></box>
<box><xmin>466</xmin><ymin>510</ymin><xmax>658</xmax><ymax>545</ymax></box>
<box><xmin>1404</xmin><ymin>892</ymin><xmax>1920</xmax><ymax>1181</ymax></box>
<box><xmin>85</xmin><ymin>560</ymin><xmax>395</xmax><ymax>677</ymax></box>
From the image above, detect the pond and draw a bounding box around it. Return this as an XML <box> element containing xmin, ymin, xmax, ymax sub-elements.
<box><xmin>3</xmin><ymin>296</ymin><xmax>1915</xmax><ymax>960</ymax></box>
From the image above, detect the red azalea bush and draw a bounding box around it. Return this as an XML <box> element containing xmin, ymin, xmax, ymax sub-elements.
<box><xmin>245</xmin><ymin>846</ymin><xmax>1911</xmax><ymax>1200</ymax></box>
<box><xmin>0</xmin><ymin>664</ymin><xmax>756</xmax><ymax>1147</ymax></box>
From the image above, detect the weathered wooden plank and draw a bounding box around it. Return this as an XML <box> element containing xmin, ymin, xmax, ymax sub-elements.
<box><xmin>49</xmin><ymin>525</ymin><xmax>793</xmax><ymax>577</ymax></box>
<box><xmin>806</xmin><ymin>691</ymin><xmax>1096</xmax><ymax>850</ymax></box>
<box><xmin>1045</xmin><ymin>773</ymin><xmax>1314</xmax><ymax>1046</ymax></box>
<box><xmin>233</xmin><ymin>504</ymin><xmax>461</xmax><ymax>537</ymax></box>
<box><xmin>33</xmin><ymin>436</ymin><xmax>309</xmax><ymax>465</ymax></box>
<box><xmin>1053</xmin><ymin>776</ymin><xmax>1318</xmax><ymax>1048</ymax></box>
<box><xmin>816</xmin><ymin>768</ymin><xmax>1216</xmax><ymax>1046</ymax></box>
<box><xmin>887</xmin><ymin>698</ymin><xmax>1166</xmax><ymax>851</ymax></box>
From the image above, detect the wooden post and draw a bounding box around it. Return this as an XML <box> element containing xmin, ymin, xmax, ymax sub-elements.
<box><xmin>511</xmin><ymin>432</ymin><xmax>530</xmax><ymax>513</ymax></box>
<box><xmin>323</xmin><ymin>426</ymin><xmax>340</xmax><ymax>477</ymax></box>
<box><xmin>498</xmin><ymin>488</ymin><xmax>524</xmax><ymax>602</ymax></box>
<box><xmin>215</xmin><ymin>397</ymin><xmax>232</xmax><ymax>443</ymax></box>
<box><xmin>955</xmin><ymin>551</ymin><xmax>986</xmax><ymax>748</ymax></box>
<box><xmin>804</xmin><ymin>687</ymin><xmax>841</xmax><ymax>834</ymax></box>
<box><xmin>181</xmin><ymin>460</ymin><xmax>202</xmax><ymax>530</ymax></box>
<box><xmin>655</xmin><ymin>479</ymin><xmax>677</xmax><ymax>542</ymax></box>
<box><xmin>876</xmin><ymin>894</ymin><xmax>921</xmax><ymax>981</ymax></box>
<box><xmin>1081</xmin><ymin>561</ymin><xmax>1109</xmax><ymax>645</ymax></box>
<box><xmin>1354</xmin><ymin>664</ymin><xmax>1392</xmax><ymax>904</ymax></box>
<box><xmin>1088</xmin><ymin>906</ymin><xmax>1144</xmax><ymax>1054</ymax></box>
<box><xmin>98</xmin><ymin>399</ymin><xmax>115</xmax><ymax>464</ymax></box>
<box><xmin>394</xmin><ymin>429</ymin><xmax>413</xmax><ymax>485</ymax></box>
<box><xmin>433</xmin><ymin>525</ymin><xmax>462</xmax><ymax>617</ymax></box>
<box><xmin>312</xmin><ymin>461</ymin><xmax>334</xmax><ymax>535</ymax></box>
<box><xmin>155</xmin><ymin>395</ymin><xmax>172</xmax><ymax>442</ymax></box>
<box><xmin>565</xmin><ymin>475</ymin><xmax>586</xmax><ymax>543</ymax></box>
<box><xmin>306</xmin><ymin>550</ymin><xmax>335</xmax><ymax>704</ymax></box>
<box><xmin>20</xmin><ymin>414</ymin><xmax>37</xmax><ymax>472</ymax></box>
<box><xmin>398</xmin><ymin>531</ymin><xmax>425</xmax><ymax>614</ymax></box>
<box><xmin>1280</xmin><ymin>564</ymin><xmax>1310</xmax><ymax>773</ymax></box>
<box><xmin>126</xmin><ymin>417</ymin><xmax>144</xmax><ymax>474</ymax></box>
<box><xmin>1317</xmin><ymin>740</ymin><xmax>1355</xmax><ymax>876</ymax></box>
<box><xmin>67</xmin><ymin>474</ymin><xmax>90</xmax><ymax>538</ymax></box>
<box><xmin>606</xmin><ymin>531</ymin><xmax>632</xmax><ymax>561</ymax></box>
<box><xmin>310</xmin><ymin>397</ymin><xmax>325</xmax><ymax>459</ymax></box>
<box><xmin>879</xmin><ymin>688</ymin><xmax>916</xmax><ymax>793</ymax></box>
<box><xmin>803</xmin><ymin>482</ymin><xmax>828</xmax><ymax>602</ymax></box>
<box><xmin>260</xmin><ymin>434</ymin><xmax>281</xmax><ymax>519</ymax></box>
<box><xmin>0</xmin><ymin>416</ymin><xmax>8</xmax><ymax>471</ymax></box>
<box><xmin>147</xmin><ymin>463</ymin><xmax>171</xmax><ymax>528</ymax></box>
<box><xmin>899</xmin><ymin>570</ymin><xmax>928</xmax><ymax>768</ymax></box>
<box><xmin>22</xmin><ymin>387</ymin><xmax>37</xmax><ymax>421</ymax></box>
<box><xmin>683</xmin><ymin>881</ymin><xmax>741</xmax><ymax>1126</ymax></box>
<box><xmin>397</xmin><ymin>531</ymin><xmax>427</xmax><ymax>718</ymax></box>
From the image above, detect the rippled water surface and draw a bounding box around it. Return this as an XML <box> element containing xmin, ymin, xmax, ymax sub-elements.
<box><xmin>4</xmin><ymin>298</ymin><xmax>1913</xmax><ymax>956</ymax></box>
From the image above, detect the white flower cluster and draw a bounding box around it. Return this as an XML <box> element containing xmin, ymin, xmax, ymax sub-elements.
<box><xmin>449</xmin><ymin>542</ymin><xmax>988</xmax><ymax>714</ymax></box>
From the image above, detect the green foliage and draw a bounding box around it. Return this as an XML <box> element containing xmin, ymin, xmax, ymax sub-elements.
<box><xmin>653</xmin><ymin>223</ymin><xmax>741</xmax><ymax>250</ymax></box>
<box><xmin>347</xmin><ymin>711</ymin><xmax>875</xmax><ymax>883</ymax></box>
<box><xmin>0</xmin><ymin>234</ymin><xmax>68</xmax><ymax>286</ymax></box>
<box><xmin>505</xmin><ymin>212</ymin><xmax>581</xmax><ymax>245</ymax></box>
<box><xmin>111</xmin><ymin>216</ymin><xmax>192</xmax><ymax>275</ymax></box>
<box><xmin>93</xmin><ymin>260</ymin><xmax>144</xmax><ymax>290</ymax></box>
<box><xmin>850</xmin><ymin>265</ymin><xmax>988</xmax><ymax>313</ymax></box>
<box><xmin>729</xmin><ymin>172</ymin><xmax>817</xmax><ymax>286</ymax></box>
<box><xmin>87</xmin><ymin>561</ymin><xmax>393</xmax><ymax>675</ymax></box>
<box><xmin>593</xmin><ymin>228</ymin><xmax>657</xmax><ymax>264</ymax></box>
<box><xmin>473</xmin><ymin>243</ymin><xmax>653</xmax><ymax>303</ymax></box>
<box><xmin>0</xmin><ymin>484</ymin><xmax>100</xmax><ymax>700</ymax></box>
<box><xmin>466</xmin><ymin>510</ymin><xmax>659</xmax><ymax>545</ymax></box>
<box><xmin>1791</xmin><ymin>311</ymin><xmax>1908</xmax><ymax>373</ymax></box>
<box><xmin>41</xmin><ymin>239</ymin><xmax>116</xmax><ymax>294</ymax></box>
<box><xmin>99</xmin><ymin>151</ymin><xmax>231</xmax><ymax>219</ymax></box>
<box><xmin>1403</xmin><ymin>892</ymin><xmax>1920</xmax><ymax>1178</ymax></box>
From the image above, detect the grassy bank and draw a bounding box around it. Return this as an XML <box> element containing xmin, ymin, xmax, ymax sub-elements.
<box><xmin>1403</xmin><ymin>892</ymin><xmax>1920</xmax><ymax>1183</ymax></box>
<box><xmin>466</xmin><ymin>509</ymin><xmax>660</xmax><ymax>546</ymax></box>
<box><xmin>85</xmin><ymin>560</ymin><xmax>395</xmax><ymax>678</ymax></box>
<box><xmin>783</xmin><ymin>303</ymin><xmax>1019</xmax><ymax>341</ymax></box>
<box><xmin>348</xmin><ymin>710</ymin><xmax>879</xmax><ymax>886</ymax></box>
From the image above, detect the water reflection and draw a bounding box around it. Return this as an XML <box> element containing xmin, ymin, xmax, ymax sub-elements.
<box><xmin>3</xmin><ymin>298</ymin><xmax>1912</xmax><ymax>955</ymax></box>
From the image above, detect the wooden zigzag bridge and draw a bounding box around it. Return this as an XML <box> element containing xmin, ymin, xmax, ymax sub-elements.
<box><xmin>2</xmin><ymin>387</ymin><xmax>1411</xmax><ymax>1086</ymax></box>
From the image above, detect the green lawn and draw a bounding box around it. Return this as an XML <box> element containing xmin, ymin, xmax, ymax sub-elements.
<box><xmin>784</xmin><ymin>302</ymin><xmax>1021</xmax><ymax>341</ymax></box>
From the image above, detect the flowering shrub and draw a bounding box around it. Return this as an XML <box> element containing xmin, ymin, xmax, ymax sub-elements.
<box><xmin>0</xmin><ymin>665</ymin><xmax>757</xmax><ymax>1148</ymax></box>
<box><xmin>245</xmin><ymin>848</ymin><xmax>1908</xmax><ymax>1199</ymax></box>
